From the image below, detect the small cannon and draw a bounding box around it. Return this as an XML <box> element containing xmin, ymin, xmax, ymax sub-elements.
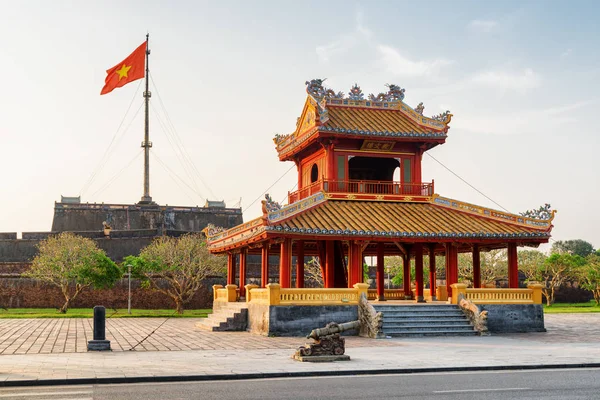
<box><xmin>294</xmin><ymin>320</ymin><xmax>361</xmax><ymax>361</ymax></box>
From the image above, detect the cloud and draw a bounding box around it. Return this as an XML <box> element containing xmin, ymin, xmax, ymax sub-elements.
<box><xmin>315</xmin><ymin>9</ymin><xmax>372</xmax><ymax>63</ymax></box>
<box><xmin>471</xmin><ymin>68</ymin><xmax>541</xmax><ymax>91</ymax></box>
<box><xmin>561</xmin><ymin>48</ymin><xmax>572</xmax><ymax>58</ymax></box>
<box><xmin>315</xmin><ymin>37</ymin><xmax>355</xmax><ymax>63</ymax></box>
<box><xmin>452</xmin><ymin>100</ymin><xmax>595</xmax><ymax>136</ymax></box>
<box><xmin>468</xmin><ymin>19</ymin><xmax>498</xmax><ymax>33</ymax></box>
<box><xmin>355</xmin><ymin>9</ymin><xmax>372</xmax><ymax>38</ymax></box>
<box><xmin>377</xmin><ymin>45</ymin><xmax>454</xmax><ymax>77</ymax></box>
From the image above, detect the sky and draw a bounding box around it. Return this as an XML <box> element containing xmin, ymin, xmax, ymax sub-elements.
<box><xmin>0</xmin><ymin>0</ymin><xmax>599</xmax><ymax>249</ymax></box>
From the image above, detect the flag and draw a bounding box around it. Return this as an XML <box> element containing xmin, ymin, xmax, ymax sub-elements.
<box><xmin>101</xmin><ymin>41</ymin><xmax>146</xmax><ymax>95</ymax></box>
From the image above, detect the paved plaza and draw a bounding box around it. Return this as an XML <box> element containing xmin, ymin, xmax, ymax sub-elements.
<box><xmin>0</xmin><ymin>314</ymin><xmax>598</xmax><ymax>385</ymax></box>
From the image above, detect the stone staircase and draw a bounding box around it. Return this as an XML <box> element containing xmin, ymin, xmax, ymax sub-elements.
<box><xmin>196</xmin><ymin>302</ymin><xmax>248</xmax><ymax>332</ymax></box>
<box><xmin>372</xmin><ymin>304</ymin><xmax>478</xmax><ymax>337</ymax></box>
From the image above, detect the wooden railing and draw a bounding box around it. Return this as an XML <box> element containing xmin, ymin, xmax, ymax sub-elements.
<box><xmin>367</xmin><ymin>289</ymin><xmax>405</xmax><ymax>300</ymax></box>
<box><xmin>288</xmin><ymin>179</ymin><xmax>434</xmax><ymax>203</ymax></box>
<box><xmin>450</xmin><ymin>283</ymin><xmax>544</xmax><ymax>305</ymax></box>
<box><xmin>245</xmin><ymin>283</ymin><xmax>370</xmax><ymax>306</ymax></box>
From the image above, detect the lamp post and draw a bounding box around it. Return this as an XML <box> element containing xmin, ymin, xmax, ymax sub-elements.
<box><xmin>127</xmin><ymin>264</ymin><xmax>132</xmax><ymax>315</ymax></box>
<box><xmin>386</xmin><ymin>265</ymin><xmax>391</xmax><ymax>289</ymax></box>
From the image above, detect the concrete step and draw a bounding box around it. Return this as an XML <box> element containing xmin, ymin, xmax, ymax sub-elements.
<box><xmin>382</xmin><ymin>316</ymin><xmax>467</xmax><ymax>322</ymax></box>
<box><xmin>383</xmin><ymin>320</ymin><xmax>472</xmax><ymax>328</ymax></box>
<box><xmin>197</xmin><ymin>305</ymin><xmax>248</xmax><ymax>332</ymax></box>
<box><xmin>376</xmin><ymin>304</ymin><xmax>478</xmax><ymax>338</ymax></box>
<box><xmin>384</xmin><ymin>330</ymin><xmax>479</xmax><ymax>337</ymax></box>
<box><xmin>373</xmin><ymin>305</ymin><xmax>458</xmax><ymax>312</ymax></box>
<box><xmin>383</xmin><ymin>324</ymin><xmax>475</xmax><ymax>332</ymax></box>
<box><xmin>380</xmin><ymin>311</ymin><xmax>465</xmax><ymax>318</ymax></box>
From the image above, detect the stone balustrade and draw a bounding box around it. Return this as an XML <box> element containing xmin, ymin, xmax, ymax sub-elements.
<box><xmin>450</xmin><ymin>283</ymin><xmax>544</xmax><ymax>305</ymax></box>
<box><xmin>221</xmin><ymin>283</ymin><xmax>371</xmax><ymax>306</ymax></box>
<box><xmin>367</xmin><ymin>289</ymin><xmax>405</xmax><ymax>300</ymax></box>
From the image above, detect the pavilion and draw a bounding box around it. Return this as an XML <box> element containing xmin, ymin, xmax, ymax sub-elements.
<box><xmin>205</xmin><ymin>79</ymin><xmax>555</xmax><ymax>305</ymax></box>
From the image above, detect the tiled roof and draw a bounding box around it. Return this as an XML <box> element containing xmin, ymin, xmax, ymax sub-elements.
<box><xmin>322</xmin><ymin>106</ymin><xmax>444</xmax><ymax>136</ymax></box>
<box><xmin>266</xmin><ymin>200</ymin><xmax>549</xmax><ymax>240</ymax></box>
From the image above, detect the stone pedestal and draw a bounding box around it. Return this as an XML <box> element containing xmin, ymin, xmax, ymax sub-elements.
<box><xmin>87</xmin><ymin>340</ymin><xmax>111</xmax><ymax>351</ymax></box>
<box><xmin>88</xmin><ymin>306</ymin><xmax>111</xmax><ymax>351</ymax></box>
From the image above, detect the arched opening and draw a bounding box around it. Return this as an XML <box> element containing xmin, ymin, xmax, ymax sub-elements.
<box><xmin>310</xmin><ymin>164</ymin><xmax>319</xmax><ymax>183</ymax></box>
<box><xmin>393</xmin><ymin>165</ymin><xmax>401</xmax><ymax>182</ymax></box>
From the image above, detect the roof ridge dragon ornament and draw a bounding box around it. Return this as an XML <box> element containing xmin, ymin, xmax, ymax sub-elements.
<box><xmin>520</xmin><ymin>204</ymin><xmax>554</xmax><ymax>220</ymax></box>
<box><xmin>368</xmin><ymin>83</ymin><xmax>406</xmax><ymax>102</ymax></box>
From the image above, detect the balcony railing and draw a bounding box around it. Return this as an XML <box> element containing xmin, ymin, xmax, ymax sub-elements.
<box><xmin>288</xmin><ymin>179</ymin><xmax>434</xmax><ymax>203</ymax></box>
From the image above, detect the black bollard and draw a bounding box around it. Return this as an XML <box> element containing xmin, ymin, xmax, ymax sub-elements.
<box><xmin>87</xmin><ymin>306</ymin><xmax>111</xmax><ymax>351</ymax></box>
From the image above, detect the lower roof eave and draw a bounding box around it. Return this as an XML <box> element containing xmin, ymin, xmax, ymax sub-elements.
<box><xmin>207</xmin><ymin>231</ymin><xmax>550</xmax><ymax>254</ymax></box>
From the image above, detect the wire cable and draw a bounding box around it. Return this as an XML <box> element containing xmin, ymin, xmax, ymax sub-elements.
<box><xmin>425</xmin><ymin>152</ymin><xmax>510</xmax><ymax>212</ymax></box>
<box><xmin>243</xmin><ymin>164</ymin><xmax>296</xmax><ymax>213</ymax></box>
<box><xmin>150</xmin><ymin>73</ymin><xmax>218</xmax><ymax>200</ymax></box>
<box><xmin>151</xmin><ymin>150</ymin><xmax>206</xmax><ymax>202</ymax></box>
<box><xmin>151</xmin><ymin>151</ymin><xmax>201</xmax><ymax>204</ymax></box>
<box><xmin>150</xmin><ymin>102</ymin><xmax>203</xmax><ymax>196</ymax></box>
<box><xmin>90</xmin><ymin>150</ymin><xmax>144</xmax><ymax>198</ymax></box>
<box><xmin>80</xmin><ymin>80</ymin><xmax>143</xmax><ymax>196</ymax></box>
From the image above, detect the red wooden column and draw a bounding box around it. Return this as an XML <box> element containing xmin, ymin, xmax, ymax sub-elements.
<box><xmin>296</xmin><ymin>240</ymin><xmax>305</xmax><ymax>288</ymax></box>
<box><xmin>279</xmin><ymin>238</ymin><xmax>292</xmax><ymax>288</ymax></box>
<box><xmin>473</xmin><ymin>244</ymin><xmax>481</xmax><ymax>288</ymax></box>
<box><xmin>376</xmin><ymin>242</ymin><xmax>385</xmax><ymax>301</ymax></box>
<box><xmin>402</xmin><ymin>253</ymin><xmax>411</xmax><ymax>300</ymax></box>
<box><xmin>227</xmin><ymin>253</ymin><xmax>236</xmax><ymax>285</ymax></box>
<box><xmin>325</xmin><ymin>141</ymin><xmax>335</xmax><ymax>180</ymax></box>
<box><xmin>507</xmin><ymin>243</ymin><xmax>519</xmax><ymax>288</ymax></box>
<box><xmin>446</xmin><ymin>243</ymin><xmax>458</xmax><ymax>297</ymax></box>
<box><xmin>261</xmin><ymin>244</ymin><xmax>269</xmax><ymax>288</ymax></box>
<box><xmin>348</xmin><ymin>241</ymin><xmax>364</xmax><ymax>288</ymax></box>
<box><xmin>325</xmin><ymin>241</ymin><xmax>335</xmax><ymax>288</ymax></box>
<box><xmin>428</xmin><ymin>244</ymin><xmax>437</xmax><ymax>300</ymax></box>
<box><xmin>239</xmin><ymin>249</ymin><xmax>247</xmax><ymax>298</ymax></box>
<box><xmin>414</xmin><ymin>244</ymin><xmax>425</xmax><ymax>302</ymax></box>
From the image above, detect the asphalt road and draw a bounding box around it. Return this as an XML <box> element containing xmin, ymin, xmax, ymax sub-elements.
<box><xmin>2</xmin><ymin>368</ymin><xmax>600</xmax><ymax>399</ymax></box>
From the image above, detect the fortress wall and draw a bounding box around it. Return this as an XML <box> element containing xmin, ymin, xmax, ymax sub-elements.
<box><xmin>0</xmin><ymin>240</ymin><xmax>39</xmax><ymax>262</ymax></box>
<box><xmin>0</xmin><ymin>276</ymin><xmax>226</xmax><ymax>309</ymax></box>
<box><xmin>51</xmin><ymin>203</ymin><xmax>243</xmax><ymax>232</ymax></box>
<box><xmin>0</xmin><ymin>233</ymin><xmax>17</xmax><ymax>240</ymax></box>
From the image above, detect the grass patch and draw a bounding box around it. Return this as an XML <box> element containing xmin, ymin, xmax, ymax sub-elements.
<box><xmin>0</xmin><ymin>308</ymin><xmax>211</xmax><ymax>318</ymax></box>
<box><xmin>544</xmin><ymin>300</ymin><xmax>600</xmax><ymax>313</ymax></box>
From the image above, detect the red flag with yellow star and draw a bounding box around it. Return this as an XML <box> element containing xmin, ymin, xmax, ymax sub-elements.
<box><xmin>101</xmin><ymin>41</ymin><xmax>146</xmax><ymax>95</ymax></box>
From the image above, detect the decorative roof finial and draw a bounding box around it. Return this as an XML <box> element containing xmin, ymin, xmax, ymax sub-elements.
<box><xmin>520</xmin><ymin>204</ymin><xmax>554</xmax><ymax>220</ymax></box>
<box><xmin>305</xmin><ymin>79</ymin><xmax>343</xmax><ymax>99</ymax></box>
<box><xmin>348</xmin><ymin>83</ymin><xmax>364</xmax><ymax>100</ymax></box>
<box><xmin>415</xmin><ymin>102</ymin><xmax>425</xmax><ymax>115</ymax></box>
<box><xmin>262</xmin><ymin>193</ymin><xmax>282</xmax><ymax>213</ymax></box>
<box><xmin>368</xmin><ymin>83</ymin><xmax>406</xmax><ymax>102</ymax></box>
<box><xmin>432</xmin><ymin>110</ymin><xmax>452</xmax><ymax>123</ymax></box>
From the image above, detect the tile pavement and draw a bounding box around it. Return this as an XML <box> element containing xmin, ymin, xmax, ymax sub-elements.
<box><xmin>0</xmin><ymin>317</ymin><xmax>399</xmax><ymax>355</ymax></box>
<box><xmin>0</xmin><ymin>314</ymin><xmax>598</xmax><ymax>384</ymax></box>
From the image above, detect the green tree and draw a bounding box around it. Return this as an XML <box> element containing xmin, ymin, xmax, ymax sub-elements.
<box><xmin>551</xmin><ymin>239</ymin><xmax>595</xmax><ymax>258</ymax></box>
<box><xmin>577</xmin><ymin>254</ymin><xmax>600</xmax><ymax>305</ymax></box>
<box><xmin>125</xmin><ymin>234</ymin><xmax>226</xmax><ymax>314</ymax></box>
<box><xmin>519</xmin><ymin>249</ymin><xmax>548</xmax><ymax>284</ymax></box>
<box><xmin>458</xmin><ymin>249</ymin><xmax>507</xmax><ymax>287</ymax></box>
<box><xmin>304</xmin><ymin>257</ymin><xmax>324</xmax><ymax>287</ymax></box>
<box><xmin>388</xmin><ymin>255</ymin><xmax>444</xmax><ymax>287</ymax></box>
<box><xmin>24</xmin><ymin>232</ymin><xmax>121</xmax><ymax>313</ymax></box>
<box><xmin>524</xmin><ymin>253</ymin><xmax>585</xmax><ymax>306</ymax></box>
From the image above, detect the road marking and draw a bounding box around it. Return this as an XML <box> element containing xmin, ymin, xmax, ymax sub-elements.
<box><xmin>0</xmin><ymin>386</ymin><xmax>93</xmax><ymax>392</ymax></box>
<box><xmin>433</xmin><ymin>387</ymin><xmax>531</xmax><ymax>393</ymax></box>
<box><xmin>0</xmin><ymin>391</ymin><xmax>92</xmax><ymax>398</ymax></box>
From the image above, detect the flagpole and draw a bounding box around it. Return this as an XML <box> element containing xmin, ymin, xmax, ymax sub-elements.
<box><xmin>140</xmin><ymin>33</ymin><xmax>154</xmax><ymax>205</ymax></box>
